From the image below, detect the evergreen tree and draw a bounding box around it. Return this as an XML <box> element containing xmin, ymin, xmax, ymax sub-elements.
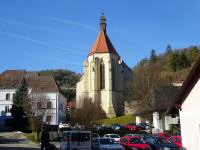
<box><xmin>150</xmin><ymin>49</ymin><xmax>158</xmax><ymax>62</ymax></box>
<box><xmin>166</xmin><ymin>44</ymin><xmax>172</xmax><ymax>53</ymax></box>
<box><xmin>10</xmin><ymin>78</ymin><xmax>29</xmax><ymax>131</ymax></box>
<box><xmin>187</xmin><ymin>47</ymin><xmax>199</xmax><ymax>63</ymax></box>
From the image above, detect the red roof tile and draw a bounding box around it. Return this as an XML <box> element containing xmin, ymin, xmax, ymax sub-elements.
<box><xmin>89</xmin><ymin>29</ymin><xmax>118</xmax><ymax>56</ymax></box>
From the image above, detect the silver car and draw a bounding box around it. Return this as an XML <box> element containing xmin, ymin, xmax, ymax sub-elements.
<box><xmin>92</xmin><ymin>137</ymin><xmax>125</xmax><ymax>150</ymax></box>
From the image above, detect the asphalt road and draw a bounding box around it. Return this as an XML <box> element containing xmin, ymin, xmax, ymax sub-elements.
<box><xmin>0</xmin><ymin>131</ymin><xmax>40</xmax><ymax>150</ymax></box>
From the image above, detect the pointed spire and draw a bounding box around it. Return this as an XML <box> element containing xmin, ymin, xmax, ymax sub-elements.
<box><xmin>100</xmin><ymin>13</ymin><xmax>106</xmax><ymax>32</ymax></box>
<box><xmin>88</xmin><ymin>14</ymin><xmax>118</xmax><ymax>56</ymax></box>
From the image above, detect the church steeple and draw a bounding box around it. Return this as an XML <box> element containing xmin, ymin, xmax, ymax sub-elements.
<box><xmin>100</xmin><ymin>13</ymin><xmax>106</xmax><ymax>32</ymax></box>
<box><xmin>89</xmin><ymin>14</ymin><xmax>118</xmax><ymax>56</ymax></box>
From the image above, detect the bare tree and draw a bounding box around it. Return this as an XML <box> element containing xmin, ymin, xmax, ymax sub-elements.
<box><xmin>72</xmin><ymin>96</ymin><xmax>105</xmax><ymax>129</ymax></box>
<box><xmin>24</xmin><ymin>93</ymin><xmax>48</xmax><ymax>140</ymax></box>
<box><xmin>126</xmin><ymin>58</ymin><xmax>169</xmax><ymax>132</ymax></box>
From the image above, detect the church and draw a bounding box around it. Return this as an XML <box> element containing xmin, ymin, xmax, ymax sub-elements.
<box><xmin>76</xmin><ymin>14</ymin><xmax>132</xmax><ymax>118</ymax></box>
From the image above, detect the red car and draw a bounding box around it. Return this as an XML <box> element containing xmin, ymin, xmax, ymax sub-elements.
<box><xmin>126</xmin><ymin>123</ymin><xmax>140</xmax><ymax>131</ymax></box>
<box><xmin>169</xmin><ymin>135</ymin><xmax>182</xmax><ymax>149</ymax></box>
<box><xmin>119</xmin><ymin>136</ymin><xmax>151</xmax><ymax>150</ymax></box>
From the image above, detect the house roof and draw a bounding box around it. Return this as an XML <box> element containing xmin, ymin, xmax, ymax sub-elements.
<box><xmin>132</xmin><ymin>85</ymin><xmax>181</xmax><ymax>115</ymax></box>
<box><xmin>26</xmin><ymin>75</ymin><xmax>59</xmax><ymax>93</ymax></box>
<box><xmin>88</xmin><ymin>14</ymin><xmax>118</xmax><ymax>56</ymax></box>
<box><xmin>168</xmin><ymin>56</ymin><xmax>200</xmax><ymax>113</ymax></box>
<box><xmin>0</xmin><ymin>70</ymin><xmax>26</xmax><ymax>89</ymax></box>
<box><xmin>0</xmin><ymin>70</ymin><xmax>59</xmax><ymax>92</ymax></box>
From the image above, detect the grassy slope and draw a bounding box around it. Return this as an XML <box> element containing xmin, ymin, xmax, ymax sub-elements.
<box><xmin>101</xmin><ymin>115</ymin><xmax>136</xmax><ymax>125</ymax></box>
<box><xmin>24</xmin><ymin>132</ymin><xmax>40</xmax><ymax>143</ymax></box>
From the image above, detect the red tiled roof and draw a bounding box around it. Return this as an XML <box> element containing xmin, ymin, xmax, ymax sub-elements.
<box><xmin>0</xmin><ymin>70</ymin><xmax>58</xmax><ymax>92</ymax></box>
<box><xmin>89</xmin><ymin>29</ymin><xmax>118</xmax><ymax>56</ymax></box>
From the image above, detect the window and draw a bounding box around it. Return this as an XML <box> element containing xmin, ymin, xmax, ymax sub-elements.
<box><xmin>100</xmin><ymin>62</ymin><xmax>105</xmax><ymax>89</ymax></box>
<box><xmin>46</xmin><ymin>116</ymin><xmax>51</xmax><ymax>124</ymax></box>
<box><xmin>6</xmin><ymin>93</ymin><xmax>10</xmax><ymax>100</ymax></box>
<box><xmin>5</xmin><ymin>106</ymin><xmax>10</xmax><ymax>113</ymax></box>
<box><xmin>112</xmin><ymin>63</ymin><xmax>115</xmax><ymax>90</ymax></box>
<box><xmin>37</xmin><ymin>102</ymin><xmax>42</xmax><ymax>109</ymax></box>
<box><xmin>12</xmin><ymin>94</ymin><xmax>16</xmax><ymax>100</ymax></box>
<box><xmin>47</xmin><ymin>102</ymin><xmax>52</xmax><ymax>109</ymax></box>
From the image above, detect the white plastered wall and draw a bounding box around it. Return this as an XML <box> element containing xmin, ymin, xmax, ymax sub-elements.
<box><xmin>179</xmin><ymin>78</ymin><xmax>200</xmax><ymax>150</ymax></box>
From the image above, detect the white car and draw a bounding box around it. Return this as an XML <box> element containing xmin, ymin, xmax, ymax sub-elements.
<box><xmin>58</xmin><ymin>121</ymin><xmax>70</xmax><ymax>128</ymax></box>
<box><xmin>92</xmin><ymin>137</ymin><xmax>125</xmax><ymax>150</ymax></box>
<box><xmin>103</xmin><ymin>134</ymin><xmax>121</xmax><ymax>141</ymax></box>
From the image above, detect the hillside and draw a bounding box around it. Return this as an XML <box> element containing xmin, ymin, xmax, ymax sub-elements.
<box><xmin>140</xmin><ymin>45</ymin><xmax>200</xmax><ymax>83</ymax></box>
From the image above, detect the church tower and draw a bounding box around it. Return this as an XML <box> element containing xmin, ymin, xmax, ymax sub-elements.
<box><xmin>76</xmin><ymin>14</ymin><xmax>132</xmax><ymax>118</ymax></box>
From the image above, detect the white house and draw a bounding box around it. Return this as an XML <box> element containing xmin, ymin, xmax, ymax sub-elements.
<box><xmin>0</xmin><ymin>70</ymin><xmax>67</xmax><ymax>127</ymax></box>
<box><xmin>168</xmin><ymin>56</ymin><xmax>200</xmax><ymax>150</ymax></box>
<box><xmin>76</xmin><ymin>14</ymin><xmax>132</xmax><ymax>118</ymax></box>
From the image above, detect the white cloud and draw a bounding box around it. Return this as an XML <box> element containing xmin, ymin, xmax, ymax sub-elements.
<box><xmin>0</xmin><ymin>30</ymin><xmax>85</xmax><ymax>55</ymax></box>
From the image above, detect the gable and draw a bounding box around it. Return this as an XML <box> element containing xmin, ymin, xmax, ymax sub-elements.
<box><xmin>182</xmin><ymin>78</ymin><xmax>200</xmax><ymax>111</ymax></box>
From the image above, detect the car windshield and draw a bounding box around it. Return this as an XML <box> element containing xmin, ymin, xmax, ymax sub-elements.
<box><xmin>110</xmin><ymin>135</ymin><xmax>120</xmax><ymax>138</ymax></box>
<box><xmin>100</xmin><ymin>139</ymin><xmax>118</xmax><ymax>145</ymax></box>
<box><xmin>156</xmin><ymin>138</ymin><xmax>170</xmax><ymax>144</ymax></box>
<box><xmin>71</xmin><ymin>133</ymin><xmax>90</xmax><ymax>142</ymax></box>
<box><xmin>130</xmin><ymin>138</ymin><xmax>144</xmax><ymax>144</ymax></box>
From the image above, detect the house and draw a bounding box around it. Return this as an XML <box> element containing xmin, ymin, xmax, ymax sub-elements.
<box><xmin>76</xmin><ymin>14</ymin><xmax>132</xmax><ymax>118</ymax></box>
<box><xmin>0</xmin><ymin>70</ymin><xmax>67</xmax><ymax>127</ymax></box>
<box><xmin>168</xmin><ymin>56</ymin><xmax>200</xmax><ymax>150</ymax></box>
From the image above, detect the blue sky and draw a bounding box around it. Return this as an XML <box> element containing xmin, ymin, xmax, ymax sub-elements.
<box><xmin>0</xmin><ymin>0</ymin><xmax>200</xmax><ymax>74</ymax></box>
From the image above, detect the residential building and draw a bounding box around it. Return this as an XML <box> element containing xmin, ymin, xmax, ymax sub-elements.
<box><xmin>168</xmin><ymin>56</ymin><xmax>200</xmax><ymax>150</ymax></box>
<box><xmin>76</xmin><ymin>14</ymin><xmax>132</xmax><ymax>118</ymax></box>
<box><xmin>0</xmin><ymin>70</ymin><xmax>67</xmax><ymax>128</ymax></box>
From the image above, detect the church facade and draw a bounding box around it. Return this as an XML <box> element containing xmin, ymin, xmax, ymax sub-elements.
<box><xmin>76</xmin><ymin>15</ymin><xmax>132</xmax><ymax>118</ymax></box>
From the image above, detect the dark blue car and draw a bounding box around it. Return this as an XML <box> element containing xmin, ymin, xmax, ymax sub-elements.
<box><xmin>143</xmin><ymin>135</ymin><xmax>179</xmax><ymax>150</ymax></box>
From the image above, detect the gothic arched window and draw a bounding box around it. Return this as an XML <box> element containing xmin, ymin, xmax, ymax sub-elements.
<box><xmin>112</xmin><ymin>63</ymin><xmax>115</xmax><ymax>90</ymax></box>
<box><xmin>100</xmin><ymin>62</ymin><xmax>105</xmax><ymax>89</ymax></box>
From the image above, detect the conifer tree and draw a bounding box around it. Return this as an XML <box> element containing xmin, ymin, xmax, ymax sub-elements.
<box><xmin>10</xmin><ymin>78</ymin><xmax>29</xmax><ymax>131</ymax></box>
<box><xmin>150</xmin><ymin>49</ymin><xmax>158</xmax><ymax>62</ymax></box>
<box><xmin>166</xmin><ymin>44</ymin><xmax>172</xmax><ymax>53</ymax></box>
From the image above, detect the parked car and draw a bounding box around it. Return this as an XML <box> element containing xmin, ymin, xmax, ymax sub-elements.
<box><xmin>169</xmin><ymin>135</ymin><xmax>182</xmax><ymax>149</ymax></box>
<box><xmin>58</xmin><ymin>121</ymin><xmax>70</xmax><ymax>129</ymax></box>
<box><xmin>119</xmin><ymin>136</ymin><xmax>151</xmax><ymax>150</ymax></box>
<box><xmin>124</xmin><ymin>133</ymin><xmax>142</xmax><ymax>138</ymax></box>
<box><xmin>60</xmin><ymin>130</ymin><xmax>91</xmax><ymax>150</ymax></box>
<box><xmin>137</xmin><ymin>123</ymin><xmax>150</xmax><ymax>130</ymax></box>
<box><xmin>143</xmin><ymin>135</ymin><xmax>179</xmax><ymax>150</ymax></box>
<box><xmin>92</xmin><ymin>137</ymin><xmax>125</xmax><ymax>150</ymax></box>
<box><xmin>103</xmin><ymin>134</ymin><xmax>121</xmax><ymax>141</ymax></box>
<box><xmin>112</xmin><ymin>124</ymin><xmax>129</xmax><ymax>131</ymax></box>
<box><xmin>92</xmin><ymin>133</ymin><xmax>100</xmax><ymax>139</ymax></box>
<box><xmin>156</xmin><ymin>131</ymin><xmax>173</xmax><ymax>140</ymax></box>
<box><xmin>126</xmin><ymin>123</ymin><xmax>141</xmax><ymax>131</ymax></box>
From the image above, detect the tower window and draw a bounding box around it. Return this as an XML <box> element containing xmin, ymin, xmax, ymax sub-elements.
<box><xmin>100</xmin><ymin>62</ymin><xmax>105</xmax><ymax>89</ymax></box>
